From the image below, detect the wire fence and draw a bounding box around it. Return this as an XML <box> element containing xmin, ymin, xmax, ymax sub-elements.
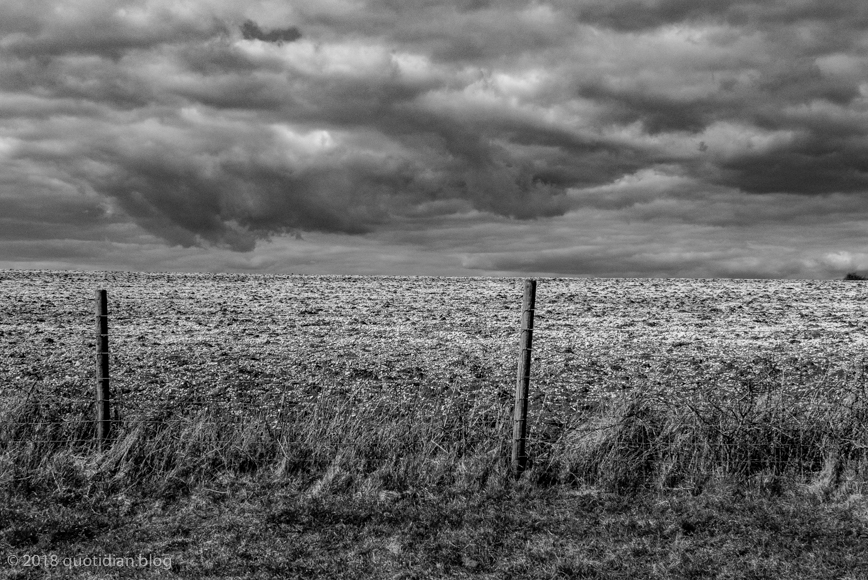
<box><xmin>1</xmin><ymin>272</ymin><xmax>867</xmax><ymax>468</ymax></box>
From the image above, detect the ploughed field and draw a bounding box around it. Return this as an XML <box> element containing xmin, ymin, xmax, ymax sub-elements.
<box><xmin>1</xmin><ymin>270</ymin><xmax>867</xmax><ymax>427</ymax></box>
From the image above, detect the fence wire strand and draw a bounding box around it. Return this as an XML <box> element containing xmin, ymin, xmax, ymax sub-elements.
<box><xmin>3</xmin><ymin>283</ymin><xmax>867</xmax><ymax>462</ymax></box>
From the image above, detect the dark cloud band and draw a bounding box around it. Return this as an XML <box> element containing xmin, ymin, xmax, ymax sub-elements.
<box><xmin>1</xmin><ymin>0</ymin><xmax>866</xmax><ymax>278</ymax></box>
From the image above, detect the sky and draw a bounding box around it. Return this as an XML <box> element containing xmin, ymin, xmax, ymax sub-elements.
<box><xmin>1</xmin><ymin>0</ymin><xmax>867</xmax><ymax>278</ymax></box>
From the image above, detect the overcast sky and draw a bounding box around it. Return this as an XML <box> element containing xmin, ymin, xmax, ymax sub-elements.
<box><xmin>1</xmin><ymin>0</ymin><xmax>867</xmax><ymax>278</ymax></box>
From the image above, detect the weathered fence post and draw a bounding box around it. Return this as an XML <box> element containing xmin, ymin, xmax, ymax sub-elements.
<box><xmin>512</xmin><ymin>279</ymin><xmax>536</xmax><ymax>478</ymax></box>
<box><xmin>95</xmin><ymin>289</ymin><xmax>111</xmax><ymax>449</ymax></box>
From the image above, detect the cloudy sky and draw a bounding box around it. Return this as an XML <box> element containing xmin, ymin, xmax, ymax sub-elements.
<box><xmin>1</xmin><ymin>0</ymin><xmax>867</xmax><ymax>278</ymax></box>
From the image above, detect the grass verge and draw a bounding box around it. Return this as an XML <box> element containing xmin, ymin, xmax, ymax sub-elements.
<box><xmin>1</xmin><ymin>370</ymin><xmax>867</xmax><ymax>578</ymax></box>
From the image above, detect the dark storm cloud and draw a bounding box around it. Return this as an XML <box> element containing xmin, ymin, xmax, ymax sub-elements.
<box><xmin>95</xmin><ymin>162</ymin><xmax>368</xmax><ymax>252</ymax></box>
<box><xmin>755</xmin><ymin>59</ymin><xmax>863</xmax><ymax>108</ymax></box>
<box><xmin>719</xmin><ymin>140</ymin><xmax>868</xmax><ymax>195</ymax></box>
<box><xmin>578</xmin><ymin>83</ymin><xmax>716</xmax><ymax>134</ymax></box>
<box><xmin>69</xmin><ymin>118</ymin><xmax>394</xmax><ymax>250</ymax></box>
<box><xmin>571</xmin><ymin>0</ymin><xmax>868</xmax><ymax>33</ymax></box>
<box><xmin>240</xmin><ymin>20</ymin><xmax>301</xmax><ymax>44</ymax></box>
<box><xmin>571</xmin><ymin>0</ymin><xmax>744</xmax><ymax>32</ymax></box>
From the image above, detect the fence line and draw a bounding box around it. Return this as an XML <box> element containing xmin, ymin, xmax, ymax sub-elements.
<box><xmin>2</xmin><ymin>279</ymin><xmax>867</xmax><ymax>476</ymax></box>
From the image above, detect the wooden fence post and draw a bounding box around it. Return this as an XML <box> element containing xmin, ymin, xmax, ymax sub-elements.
<box><xmin>512</xmin><ymin>279</ymin><xmax>536</xmax><ymax>478</ymax></box>
<box><xmin>95</xmin><ymin>289</ymin><xmax>111</xmax><ymax>449</ymax></box>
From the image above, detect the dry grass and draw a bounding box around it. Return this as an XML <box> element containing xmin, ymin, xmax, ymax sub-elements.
<box><xmin>1</xmin><ymin>362</ymin><xmax>867</xmax><ymax>578</ymax></box>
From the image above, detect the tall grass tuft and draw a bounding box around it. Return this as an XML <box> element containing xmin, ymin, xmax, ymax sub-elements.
<box><xmin>547</xmin><ymin>361</ymin><xmax>868</xmax><ymax>495</ymax></box>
